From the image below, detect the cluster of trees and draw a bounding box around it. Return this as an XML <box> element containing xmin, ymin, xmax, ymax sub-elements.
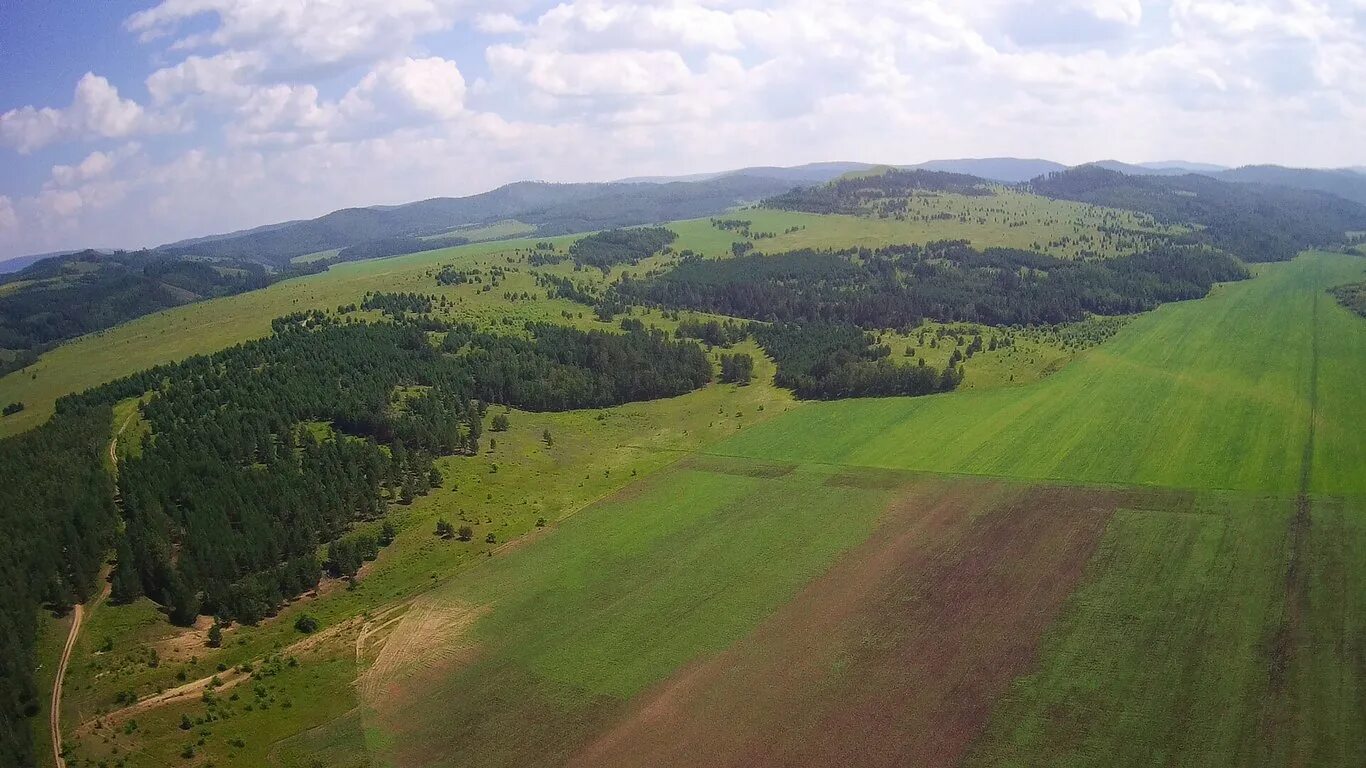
<box><xmin>0</xmin><ymin>404</ymin><xmax>117</xmax><ymax>766</ymax></box>
<box><xmin>1330</xmin><ymin>281</ymin><xmax>1366</xmax><ymax>318</ymax></box>
<box><xmin>440</xmin><ymin>321</ymin><xmax>711</xmax><ymax>410</ymax></box>
<box><xmin>533</xmin><ymin>272</ymin><xmax>598</xmax><ymax>305</ymax></box>
<box><xmin>675</xmin><ymin>318</ymin><xmax>748</xmax><ymax>346</ymax></box>
<box><xmin>762</xmin><ymin>169</ymin><xmax>992</xmax><ymax>215</ymax></box>
<box><xmin>0</xmin><ymin>250</ymin><xmax>280</xmax><ymax>376</ymax></box>
<box><xmin>568</xmin><ymin>227</ymin><xmax>678</xmax><ymax>270</ymax></box>
<box><xmin>360</xmin><ymin>291</ymin><xmax>439</xmax><ymax>317</ymax></box>
<box><xmin>719</xmin><ymin>353</ymin><xmax>755</xmax><ymax>384</ymax></box>
<box><xmin>1</xmin><ymin>401</ymin><xmax>22</xmax><ymax>416</ymax></box>
<box><xmin>615</xmin><ymin>240</ymin><xmax>1248</xmax><ymax>328</ymax></box>
<box><xmin>1029</xmin><ymin>165</ymin><xmax>1366</xmax><ymax>262</ymax></box>
<box><xmin>752</xmin><ymin>323</ymin><xmax>959</xmax><ymax>399</ymax></box>
<box><xmin>0</xmin><ymin>310</ymin><xmax>714</xmax><ymax>761</ymax></box>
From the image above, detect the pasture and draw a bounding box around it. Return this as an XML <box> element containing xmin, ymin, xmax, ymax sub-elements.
<box><xmin>713</xmin><ymin>251</ymin><xmax>1366</xmax><ymax>495</ymax></box>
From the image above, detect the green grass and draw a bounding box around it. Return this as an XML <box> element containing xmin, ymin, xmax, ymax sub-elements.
<box><xmin>966</xmin><ymin>498</ymin><xmax>1289</xmax><ymax>767</ymax></box>
<box><xmin>362</xmin><ymin>460</ymin><xmax>897</xmax><ymax>768</ymax></box>
<box><xmin>423</xmin><ymin>219</ymin><xmax>536</xmax><ymax>242</ymax></box>
<box><xmin>712</xmin><ymin>251</ymin><xmax>1365</xmax><ymax>495</ymax></box>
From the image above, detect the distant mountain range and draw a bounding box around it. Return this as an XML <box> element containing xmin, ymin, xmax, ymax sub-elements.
<box><xmin>8</xmin><ymin>157</ymin><xmax>1366</xmax><ymax>273</ymax></box>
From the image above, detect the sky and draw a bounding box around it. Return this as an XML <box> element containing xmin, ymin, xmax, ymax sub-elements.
<box><xmin>1</xmin><ymin>0</ymin><xmax>1365</xmax><ymax>259</ymax></box>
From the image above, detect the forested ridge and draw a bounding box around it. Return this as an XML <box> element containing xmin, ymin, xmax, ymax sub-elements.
<box><xmin>0</xmin><ymin>250</ymin><xmax>292</xmax><ymax>376</ymax></box>
<box><xmin>615</xmin><ymin>240</ymin><xmax>1248</xmax><ymax>328</ymax></box>
<box><xmin>762</xmin><ymin>169</ymin><xmax>993</xmax><ymax>214</ymax></box>
<box><xmin>1028</xmin><ymin>165</ymin><xmax>1366</xmax><ymax>262</ymax></box>
<box><xmin>0</xmin><ymin>313</ymin><xmax>710</xmax><ymax>764</ymax></box>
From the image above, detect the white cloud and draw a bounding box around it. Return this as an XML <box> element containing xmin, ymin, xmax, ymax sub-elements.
<box><xmin>3</xmin><ymin>0</ymin><xmax>1366</xmax><ymax>259</ymax></box>
<box><xmin>475</xmin><ymin>13</ymin><xmax>525</xmax><ymax>35</ymax></box>
<box><xmin>0</xmin><ymin>196</ymin><xmax>17</xmax><ymax>233</ymax></box>
<box><xmin>345</xmin><ymin>56</ymin><xmax>467</xmax><ymax>121</ymax></box>
<box><xmin>146</xmin><ymin>51</ymin><xmax>265</xmax><ymax>104</ymax></box>
<box><xmin>127</xmin><ymin>0</ymin><xmax>468</xmax><ymax>71</ymax></box>
<box><xmin>0</xmin><ymin>73</ymin><xmax>168</xmax><ymax>153</ymax></box>
<box><xmin>49</xmin><ymin>144</ymin><xmax>142</xmax><ymax>188</ymax></box>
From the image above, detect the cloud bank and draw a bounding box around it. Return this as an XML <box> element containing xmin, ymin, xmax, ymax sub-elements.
<box><xmin>1</xmin><ymin>0</ymin><xmax>1363</xmax><ymax>258</ymax></box>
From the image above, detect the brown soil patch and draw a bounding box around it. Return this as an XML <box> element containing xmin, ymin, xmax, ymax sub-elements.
<box><xmin>357</xmin><ymin>595</ymin><xmax>487</xmax><ymax>706</ymax></box>
<box><xmin>571</xmin><ymin>480</ymin><xmax>1120</xmax><ymax>768</ymax></box>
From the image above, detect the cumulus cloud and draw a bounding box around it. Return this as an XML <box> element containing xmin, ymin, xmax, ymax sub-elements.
<box><xmin>0</xmin><ymin>73</ymin><xmax>168</xmax><ymax>153</ymax></box>
<box><xmin>0</xmin><ymin>196</ymin><xmax>17</xmax><ymax>233</ymax></box>
<box><xmin>345</xmin><ymin>57</ymin><xmax>467</xmax><ymax>121</ymax></box>
<box><xmin>126</xmin><ymin>0</ymin><xmax>468</xmax><ymax>72</ymax></box>
<box><xmin>2</xmin><ymin>0</ymin><xmax>1364</xmax><ymax>259</ymax></box>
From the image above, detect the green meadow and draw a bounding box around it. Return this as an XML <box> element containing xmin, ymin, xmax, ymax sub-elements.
<box><xmin>712</xmin><ymin>251</ymin><xmax>1365</xmax><ymax>496</ymax></box>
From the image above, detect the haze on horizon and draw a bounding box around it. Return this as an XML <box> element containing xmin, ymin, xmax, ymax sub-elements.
<box><xmin>2</xmin><ymin>0</ymin><xmax>1364</xmax><ymax>260</ymax></box>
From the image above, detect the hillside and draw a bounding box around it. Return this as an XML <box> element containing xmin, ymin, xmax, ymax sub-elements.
<box><xmin>0</xmin><ymin>250</ymin><xmax>279</xmax><ymax>375</ymax></box>
<box><xmin>158</xmin><ymin>175</ymin><xmax>799</xmax><ymax>267</ymax></box>
<box><xmin>1212</xmin><ymin>164</ymin><xmax>1366</xmax><ymax>206</ymax></box>
<box><xmin>906</xmin><ymin>157</ymin><xmax>1067</xmax><ymax>182</ymax></box>
<box><xmin>1028</xmin><ymin>165</ymin><xmax>1366</xmax><ymax>261</ymax></box>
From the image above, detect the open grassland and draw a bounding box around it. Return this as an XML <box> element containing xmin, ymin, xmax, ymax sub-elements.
<box><xmin>668</xmin><ymin>189</ymin><xmax>1178</xmax><ymax>261</ymax></box>
<box><xmin>712</xmin><ymin>251</ymin><xmax>1366</xmax><ymax>496</ymax></box>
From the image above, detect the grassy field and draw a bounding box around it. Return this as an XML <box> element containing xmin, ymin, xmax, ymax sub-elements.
<box><xmin>711</xmin><ymin>251</ymin><xmax>1366</xmax><ymax>496</ymax></box>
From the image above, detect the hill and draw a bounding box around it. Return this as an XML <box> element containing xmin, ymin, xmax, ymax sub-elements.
<box><xmin>617</xmin><ymin>162</ymin><xmax>875</xmax><ymax>185</ymax></box>
<box><xmin>1028</xmin><ymin>164</ymin><xmax>1366</xmax><ymax>261</ymax></box>
<box><xmin>1212</xmin><ymin>164</ymin><xmax>1366</xmax><ymax>206</ymax></box>
<box><xmin>157</xmin><ymin>175</ymin><xmax>799</xmax><ymax>267</ymax></box>
<box><xmin>0</xmin><ymin>250</ymin><xmax>280</xmax><ymax>375</ymax></box>
<box><xmin>906</xmin><ymin>157</ymin><xmax>1067</xmax><ymax>182</ymax></box>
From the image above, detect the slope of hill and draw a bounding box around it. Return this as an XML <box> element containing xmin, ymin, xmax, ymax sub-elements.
<box><xmin>617</xmin><ymin>162</ymin><xmax>875</xmax><ymax>184</ymax></box>
<box><xmin>1029</xmin><ymin>165</ymin><xmax>1366</xmax><ymax>261</ymax></box>
<box><xmin>1139</xmin><ymin>160</ymin><xmax>1229</xmax><ymax>173</ymax></box>
<box><xmin>907</xmin><ymin>157</ymin><xmax>1067</xmax><ymax>182</ymax></box>
<box><xmin>1212</xmin><ymin>165</ymin><xmax>1366</xmax><ymax>206</ymax></box>
<box><xmin>158</xmin><ymin>175</ymin><xmax>800</xmax><ymax>267</ymax></box>
<box><xmin>0</xmin><ymin>250</ymin><xmax>279</xmax><ymax>375</ymax></box>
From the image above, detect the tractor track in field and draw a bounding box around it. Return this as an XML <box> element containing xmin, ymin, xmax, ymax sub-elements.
<box><xmin>1259</xmin><ymin>288</ymin><xmax>1319</xmax><ymax>764</ymax></box>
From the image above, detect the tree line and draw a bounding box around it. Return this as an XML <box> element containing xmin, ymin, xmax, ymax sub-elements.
<box><xmin>568</xmin><ymin>227</ymin><xmax>678</xmax><ymax>270</ymax></box>
<box><xmin>614</xmin><ymin>240</ymin><xmax>1248</xmax><ymax>328</ymax></box>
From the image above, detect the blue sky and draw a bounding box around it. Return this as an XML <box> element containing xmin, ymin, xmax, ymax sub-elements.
<box><xmin>1</xmin><ymin>0</ymin><xmax>1364</xmax><ymax>259</ymax></box>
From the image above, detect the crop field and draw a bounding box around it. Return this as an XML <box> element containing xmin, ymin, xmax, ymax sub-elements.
<box><xmin>713</xmin><ymin>251</ymin><xmax>1366</xmax><ymax>496</ymax></box>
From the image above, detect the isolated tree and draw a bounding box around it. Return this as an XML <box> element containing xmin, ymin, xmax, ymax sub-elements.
<box><xmin>491</xmin><ymin>413</ymin><xmax>509</xmax><ymax>431</ymax></box>
<box><xmin>542</xmin><ymin>429</ymin><xmax>554</xmax><ymax>447</ymax></box>
<box><xmin>457</xmin><ymin>525</ymin><xmax>474</xmax><ymax>542</ymax></box>
<box><xmin>435</xmin><ymin>519</ymin><xmax>454</xmax><ymax>539</ymax></box>
<box><xmin>207</xmin><ymin>622</ymin><xmax>223</xmax><ymax>649</ymax></box>
<box><xmin>294</xmin><ymin>614</ymin><xmax>319</xmax><ymax>634</ymax></box>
